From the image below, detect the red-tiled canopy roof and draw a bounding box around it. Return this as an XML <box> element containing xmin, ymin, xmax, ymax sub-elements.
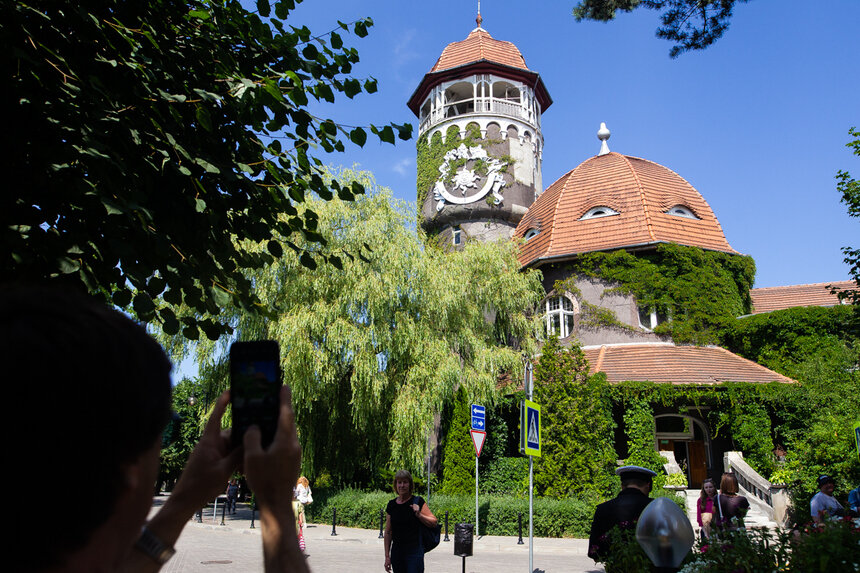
<box><xmin>514</xmin><ymin>152</ymin><xmax>737</xmax><ymax>267</ymax></box>
<box><xmin>431</xmin><ymin>28</ymin><xmax>528</xmax><ymax>72</ymax></box>
<box><xmin>582</xmin><ymin>344</ymin><xmax>794</xmax><ymax>385</ymax></box>
<box><xmin>407</xmin><ymin>28</ymin><xmax>552</xmax><ymax>116</ymax></box>
<box><xmin>749</xmin><ymin>281</ymin><xmax>857</xmax><ymax>314</ymax></box>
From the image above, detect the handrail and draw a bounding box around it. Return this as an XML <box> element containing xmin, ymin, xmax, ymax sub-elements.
<box><xmin>724</xmin><ymin>451</ymin><xmax>790</xmax><ymax>526</ymax></box>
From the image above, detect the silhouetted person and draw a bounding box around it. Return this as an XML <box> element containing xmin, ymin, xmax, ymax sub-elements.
<box><xmin>4</xmin><ymin>285</ymin><xmax>307</xmax><ymax>573</ymax></box>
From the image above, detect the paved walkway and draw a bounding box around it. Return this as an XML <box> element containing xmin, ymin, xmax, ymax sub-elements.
<box><xmin>151</xmin><ymin>496</ymin><xmax>604</xmax><ymax>573</ymax></box>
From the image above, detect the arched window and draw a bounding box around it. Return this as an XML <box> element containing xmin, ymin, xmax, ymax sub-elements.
<box><xmin>666</xmin><ymin>205</ymin><xmax>699</xmax><ymax>219</ymax></box>
<box><xmin>544</xmin><ymin>295</ymin><xmax>576</xmax><ymax>338</ymax></box>
<box><xmin>580</xmin><ymin>206</ymin><xmax>619</xmax><ymax>220</ymax></box>
<box><xmin>524</xmin><ymin>228</ymin><xmax>539</xmax><ymax>241</ymax></box>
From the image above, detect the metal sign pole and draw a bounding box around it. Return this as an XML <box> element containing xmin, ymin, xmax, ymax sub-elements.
<box><xmin>526</xmin><ymin>360</ymin><xmax>534</xmax><ymax>573</ymax></box>
<box><xmin>475</xmin><ymin>455</ymin><xmax>479</xmax><ymax>538</ymax></box>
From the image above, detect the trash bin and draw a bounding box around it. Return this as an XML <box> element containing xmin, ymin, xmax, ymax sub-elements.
<box><xmin>454</xmin><ymin>523</ymin><xmax>473</xmax><ymax>557</ymax></box>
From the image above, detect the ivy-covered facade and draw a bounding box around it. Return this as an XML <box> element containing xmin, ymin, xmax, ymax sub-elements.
<box><xmin>408</xmin><ymin>19</ymin><xmax>858</xmax><ymax>513</ymax></box>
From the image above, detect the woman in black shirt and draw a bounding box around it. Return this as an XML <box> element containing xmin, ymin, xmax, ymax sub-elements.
<box><xmin>384</xmin><ymin>470</ymin><xmax>437</xmax><ymax>573</ymax></box>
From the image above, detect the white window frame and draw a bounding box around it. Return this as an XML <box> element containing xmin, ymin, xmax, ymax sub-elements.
<box><xmin>544</xmin><ymin>294</ymin><xmax>577</xmax><ymax>338</ymax></box>
<box><xmin>666</xmin><ymin>205</ymin><xmax>699</xmax><ymax>219</ymax></box>
<box><xmin>580</xmin><ymin>206</ymin><xmax>619</xmax><ymax>220</ymax></box>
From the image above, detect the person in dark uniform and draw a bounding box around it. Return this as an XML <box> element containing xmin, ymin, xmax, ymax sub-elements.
<box><xmin>588</xmin><ymin>465</ymin><xmax>657</xmax><ymax>564</ymax></box>
<box><xmin>383</xmin><ymin>469</ymin><xmax>437</xmax><ymax>573</ymax></box>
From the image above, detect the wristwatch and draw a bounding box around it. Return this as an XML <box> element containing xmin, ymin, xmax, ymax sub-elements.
<box><xmin>135</xmin><ymin>525</ymin><xmax>176</xmax><ymax>565</ymax></box>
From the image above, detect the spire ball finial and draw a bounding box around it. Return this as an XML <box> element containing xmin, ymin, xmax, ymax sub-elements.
<box><xmin>476</xmin><ymin>0</ymin><xmax>482</xmax><ymax>28</ymax></box>
<box><xmin>597</xmin><ymin>122</ymin><xmax>611</xmax><ymax>156</ymax></box>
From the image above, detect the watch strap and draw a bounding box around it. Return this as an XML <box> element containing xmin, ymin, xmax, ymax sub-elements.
<box><xmin>135</xmin><ymin>525</ymin><xmax>175</xmax><ymax>565</ymax></box>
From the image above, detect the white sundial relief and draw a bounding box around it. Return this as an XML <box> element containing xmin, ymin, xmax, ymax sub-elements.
<box><xmin>433</xmin><ymin>143</ymin><xmax>506</xmax><ymax>212</ymax></box>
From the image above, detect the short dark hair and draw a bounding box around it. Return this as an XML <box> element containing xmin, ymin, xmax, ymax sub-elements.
<box><xmin>3</xmin><ymin>284</ymin><xmax>172</xmax><ymax>570</ymax></box>
<box><xmin>621</xmin><ymin>476</ymin><xmax>653</xmax><ymax>489</ymax></box>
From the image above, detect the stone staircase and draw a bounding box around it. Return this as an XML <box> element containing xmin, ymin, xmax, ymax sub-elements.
<box><xmin>682</xmin><ymin>489</ymin><xmax>779</xmax><ymax>535</ymax></box>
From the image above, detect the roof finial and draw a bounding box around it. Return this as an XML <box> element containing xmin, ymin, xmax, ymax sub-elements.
<box><xmin>597</xmin><ymin>122</ymin><xmax>611</xmax><ymax>156</ymax></box>
<box><xmin>476</xmin><ymin>0</ymin><xmax>482</xmax><ymax>28</ymax></box>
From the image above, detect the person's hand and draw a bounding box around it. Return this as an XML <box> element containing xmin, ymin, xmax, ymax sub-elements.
<box><xmin>170</xmin><ymin>391</ymin><xmax>243</xmax><ymax>513</ymax></box>
<box><xmin>244</xmin><ymin>385</ymin><xmax>301</xmax><ymax>512</ymax></box>
<box><xmin>384</xmin><ymin>555</ymin><xmax>392</xmax><ymax>572</ymax></box>
<box><xmin>412</xmin><ymin>503</ymin><xmax>420</xmax><ymax>515</ymax></box>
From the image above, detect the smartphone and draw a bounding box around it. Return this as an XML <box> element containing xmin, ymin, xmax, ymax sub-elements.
<box><xmin>230</xmin><ymin>340</ymin><xmax>281</xmax><ymax>449</ymax></box>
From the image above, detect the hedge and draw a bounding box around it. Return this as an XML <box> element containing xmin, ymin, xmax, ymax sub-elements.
<box><xmin>305</xmin><ymin>489</ymin><xmax>686</xmax><ymax>538</ymax></box>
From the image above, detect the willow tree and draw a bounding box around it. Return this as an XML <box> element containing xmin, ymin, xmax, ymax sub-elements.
<box><xmin>164</xmin><ymin>169</ymin><xmax>544</xmax><ymax>484</ymax></box>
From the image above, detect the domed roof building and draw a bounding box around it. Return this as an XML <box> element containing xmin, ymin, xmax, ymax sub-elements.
<box><xmin>406</xmin><ymin>16</ymin><xmax>855</xmax><ymax>498</ymax></box>
<box><xmin>515</xmin><ymin>143</ymin><xmax>737</xmax><ymax>269</ymax></box>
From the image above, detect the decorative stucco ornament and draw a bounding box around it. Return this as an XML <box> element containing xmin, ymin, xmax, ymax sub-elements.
<box><xmin>433</xmin><ymin>144</ymin><xmax>506</xmax><ymax>211</ymax></box>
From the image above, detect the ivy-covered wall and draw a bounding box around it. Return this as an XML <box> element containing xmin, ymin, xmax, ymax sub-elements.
<box><xmin>566</xmin><ymin>243</ymin><xmax>756</xmax><ymax>345</ymax></box>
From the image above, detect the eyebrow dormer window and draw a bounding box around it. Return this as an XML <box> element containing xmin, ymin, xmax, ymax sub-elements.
<box><xmin>524</xmin><ymin>228</ymin><xmax>539</xmax><ymax>241</ymax></box>
<box><xmin>666</xmin><ymin>205</ymin><xmax>699</xmax><ymax>219</ymax></box>
<box><xmin>580</xmin><ymin>206</ymin><xmax>619</xmax><ymax>220</ymax></box>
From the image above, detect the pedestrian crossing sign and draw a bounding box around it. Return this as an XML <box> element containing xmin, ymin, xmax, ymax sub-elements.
<box><xmin>520</xmin><ymin>399</ymin><xmax>541</xmax><ymax>457</ymax></box>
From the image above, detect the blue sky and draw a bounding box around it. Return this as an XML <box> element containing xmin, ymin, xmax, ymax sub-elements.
<box><xmin>283</xmin><ymin>0</ymin><xmax>859</xmax><ymax>288</ymax></box>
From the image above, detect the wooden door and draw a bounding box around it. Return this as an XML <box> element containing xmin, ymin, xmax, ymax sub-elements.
<box><xmin>688</xmin><ymin>440</ymin><xmax>707</xmax><ymax>488</ymax></box>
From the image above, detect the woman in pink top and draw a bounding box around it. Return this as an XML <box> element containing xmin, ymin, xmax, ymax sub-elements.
<box><xmin>696</xmin><ymin>478</ymin><xmax>717</xmax><ymax>539</ymax></box>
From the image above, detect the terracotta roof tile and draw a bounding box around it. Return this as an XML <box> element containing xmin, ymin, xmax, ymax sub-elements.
<box><xmin>582</xmin><ymin>344</ymin><xmax>794</xmax><ymax>385</ymax></box>
<box><xmin>431</xmin><ymin>28</ymin><xmax>529</xmax><ymax>73</ymax></box>
<box><xmin>515</xmin><ymin>152</ymin><xmax>737</xmax><ymax>267</ymax></box>
<box><xmin>749</xmin><ymin>281</ymin><xmax>857</xmax><ymax>314</ymax></box>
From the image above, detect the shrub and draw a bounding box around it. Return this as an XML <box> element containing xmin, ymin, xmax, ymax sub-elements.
<box><xmin>480</xmin><ymin>456</ymin><xmax>528</xmax><ymax>496</ymax></box>
<box><xmin>311</xmin><ymin>490</ymin><xmax>597</xmax><ymax>538</ymax></box>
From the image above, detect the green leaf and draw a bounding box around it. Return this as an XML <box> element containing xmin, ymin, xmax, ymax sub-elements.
<box><xmin>299</xmin><ymin>251</ymin><xmax>317</xmax><ymax>270</ymax></box>
<box><xmin>195</xmin><ymin>198</ymin><xmax>207</xmax><ymax>212</ymax></box>
<box><xmin>57</xmin><ymin>257</ymin><xmax>80</xmax><ymax>274</ymax></box>
<box><xmin>182</xmin><ymin>325</ymin><xmax>200</xmax><ymax>340</ymax></box>
<box><xmin>354</xmin><ymin>20</ymin><xmax>368</xmax><ymax>38</ymax></box>
<box><xmin>330</xmin><ymin>32</ymin><xmax>343</xmax><ymax>49</ymax></box>
<box><xmin>194</xmin><ymin>158</ymin><xmax>220</xmax><ymax>173</ymax></box>
<box><xmin>343</xmin><ymin>78</ymin><xmax>361</xmax><ymax>98</ymax></box>
<box><xmin>146</xmin><ymin>276</ymin><xmax>166</xmax><ymax>296</ymax></box>
<box><xmin>275</xmin><ymin>0</ymin><xmax>295</xmax><ymax>18</ymax></box>
<box><xmin>267</xmin><ymin>240</ymin><xmax>283</xmax><ymax>258</ymax></box>
<box><xmin>302</xmin><ymin>44</ymin><xmax>319</xmax><ymax>60</ymax></box>
<box><xmin>195</xmin><ymin>107</ymin><xmax>213</xmax><ymax>131</ymax></box>
<box><xmin>133</xmin><ymin>292</ymin><xmax>155</xmax><ymax>315</ymax></box>
<box><xmin>188</xmin><ymin>9</ymin><xmax>211</xmax><ymax>20</ymax></box>
<box><xmin>364</xmin><ymin>78</ymin><xmax>378</xmax><ymax>94</ymax></box>
<box><xmin>349</xmin><ymin>128</ymin><xmax>367</xmax><ymax>147</ymax></box>
<box><xmin>257</xmin><ymin>0</ymin><xmax>271</xmax><ymax>17</ymax></box>
<box><xmin>113</xmin><ymin>289</ymin><xmax>133</xmax><ymax>307</ymax></box>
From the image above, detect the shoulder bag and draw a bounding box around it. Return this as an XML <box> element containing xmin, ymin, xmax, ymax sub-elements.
<box><xmin>413</xmin><ymin>496</ymin><xmax>441</xmax><ymax>553</ymax></box>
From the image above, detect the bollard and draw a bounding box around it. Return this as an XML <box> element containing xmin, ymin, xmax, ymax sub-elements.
<box><xmin>220</xmin><ymin>496</ymin><xmax>227</xmax><ymax>525</ymax></box>
<box><xmin>378</xmin><ymin>509</ymin><xmax>385</xmax><ymax>539</ymax></box>
<box><xmin>250</xmin><ymin>500</ymin><xmax>256</xmax><ymax>529</ymax></box>
<box><xmin>517</xmin><ymin>512</ymin><xmax>524</xmax><ymax>545</ymax></box>
<box><xmin>331</xmin><ymin>508</ymin><xmax>338</xmax><ymax>536</ymax></box>
<box><xmin>443</xmin><ymin>511</ymin><xmax>450</xmax><ymax>542</ymax></box>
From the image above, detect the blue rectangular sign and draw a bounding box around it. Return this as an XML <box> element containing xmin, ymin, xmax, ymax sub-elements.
<box><xmin>471</xmin><ymin>404</ymin><xmax>485</xmax><ymax>430</ymax></box>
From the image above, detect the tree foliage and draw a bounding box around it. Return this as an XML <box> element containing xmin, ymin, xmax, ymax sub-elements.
<box><xmin>2</xmin><ymin>0</ymin><xmax>411</xmax><ymax>340</ymax></box>
<box><xmin>440</xmin><ymin>387</ymin><xmax>476</xmax><ymax>495</ymax></box>
<box><xmin>533</xmin><ymin>336</ymin><xmax>617</xmax><ymax>499</ymax></box>
<box><xmin>158</xmin><ymin>169</ymin><xmax>544</xmax><ymax>484</ymax></box>
<box><xmin>573</xmin><ymin>0</ymin><xmax>750</xmax><ymax>58</ymax></box>
<box><xmin>835</xmin><ymin>126</ymin><xmax>860</xmax><ymax>304</ymax></box>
